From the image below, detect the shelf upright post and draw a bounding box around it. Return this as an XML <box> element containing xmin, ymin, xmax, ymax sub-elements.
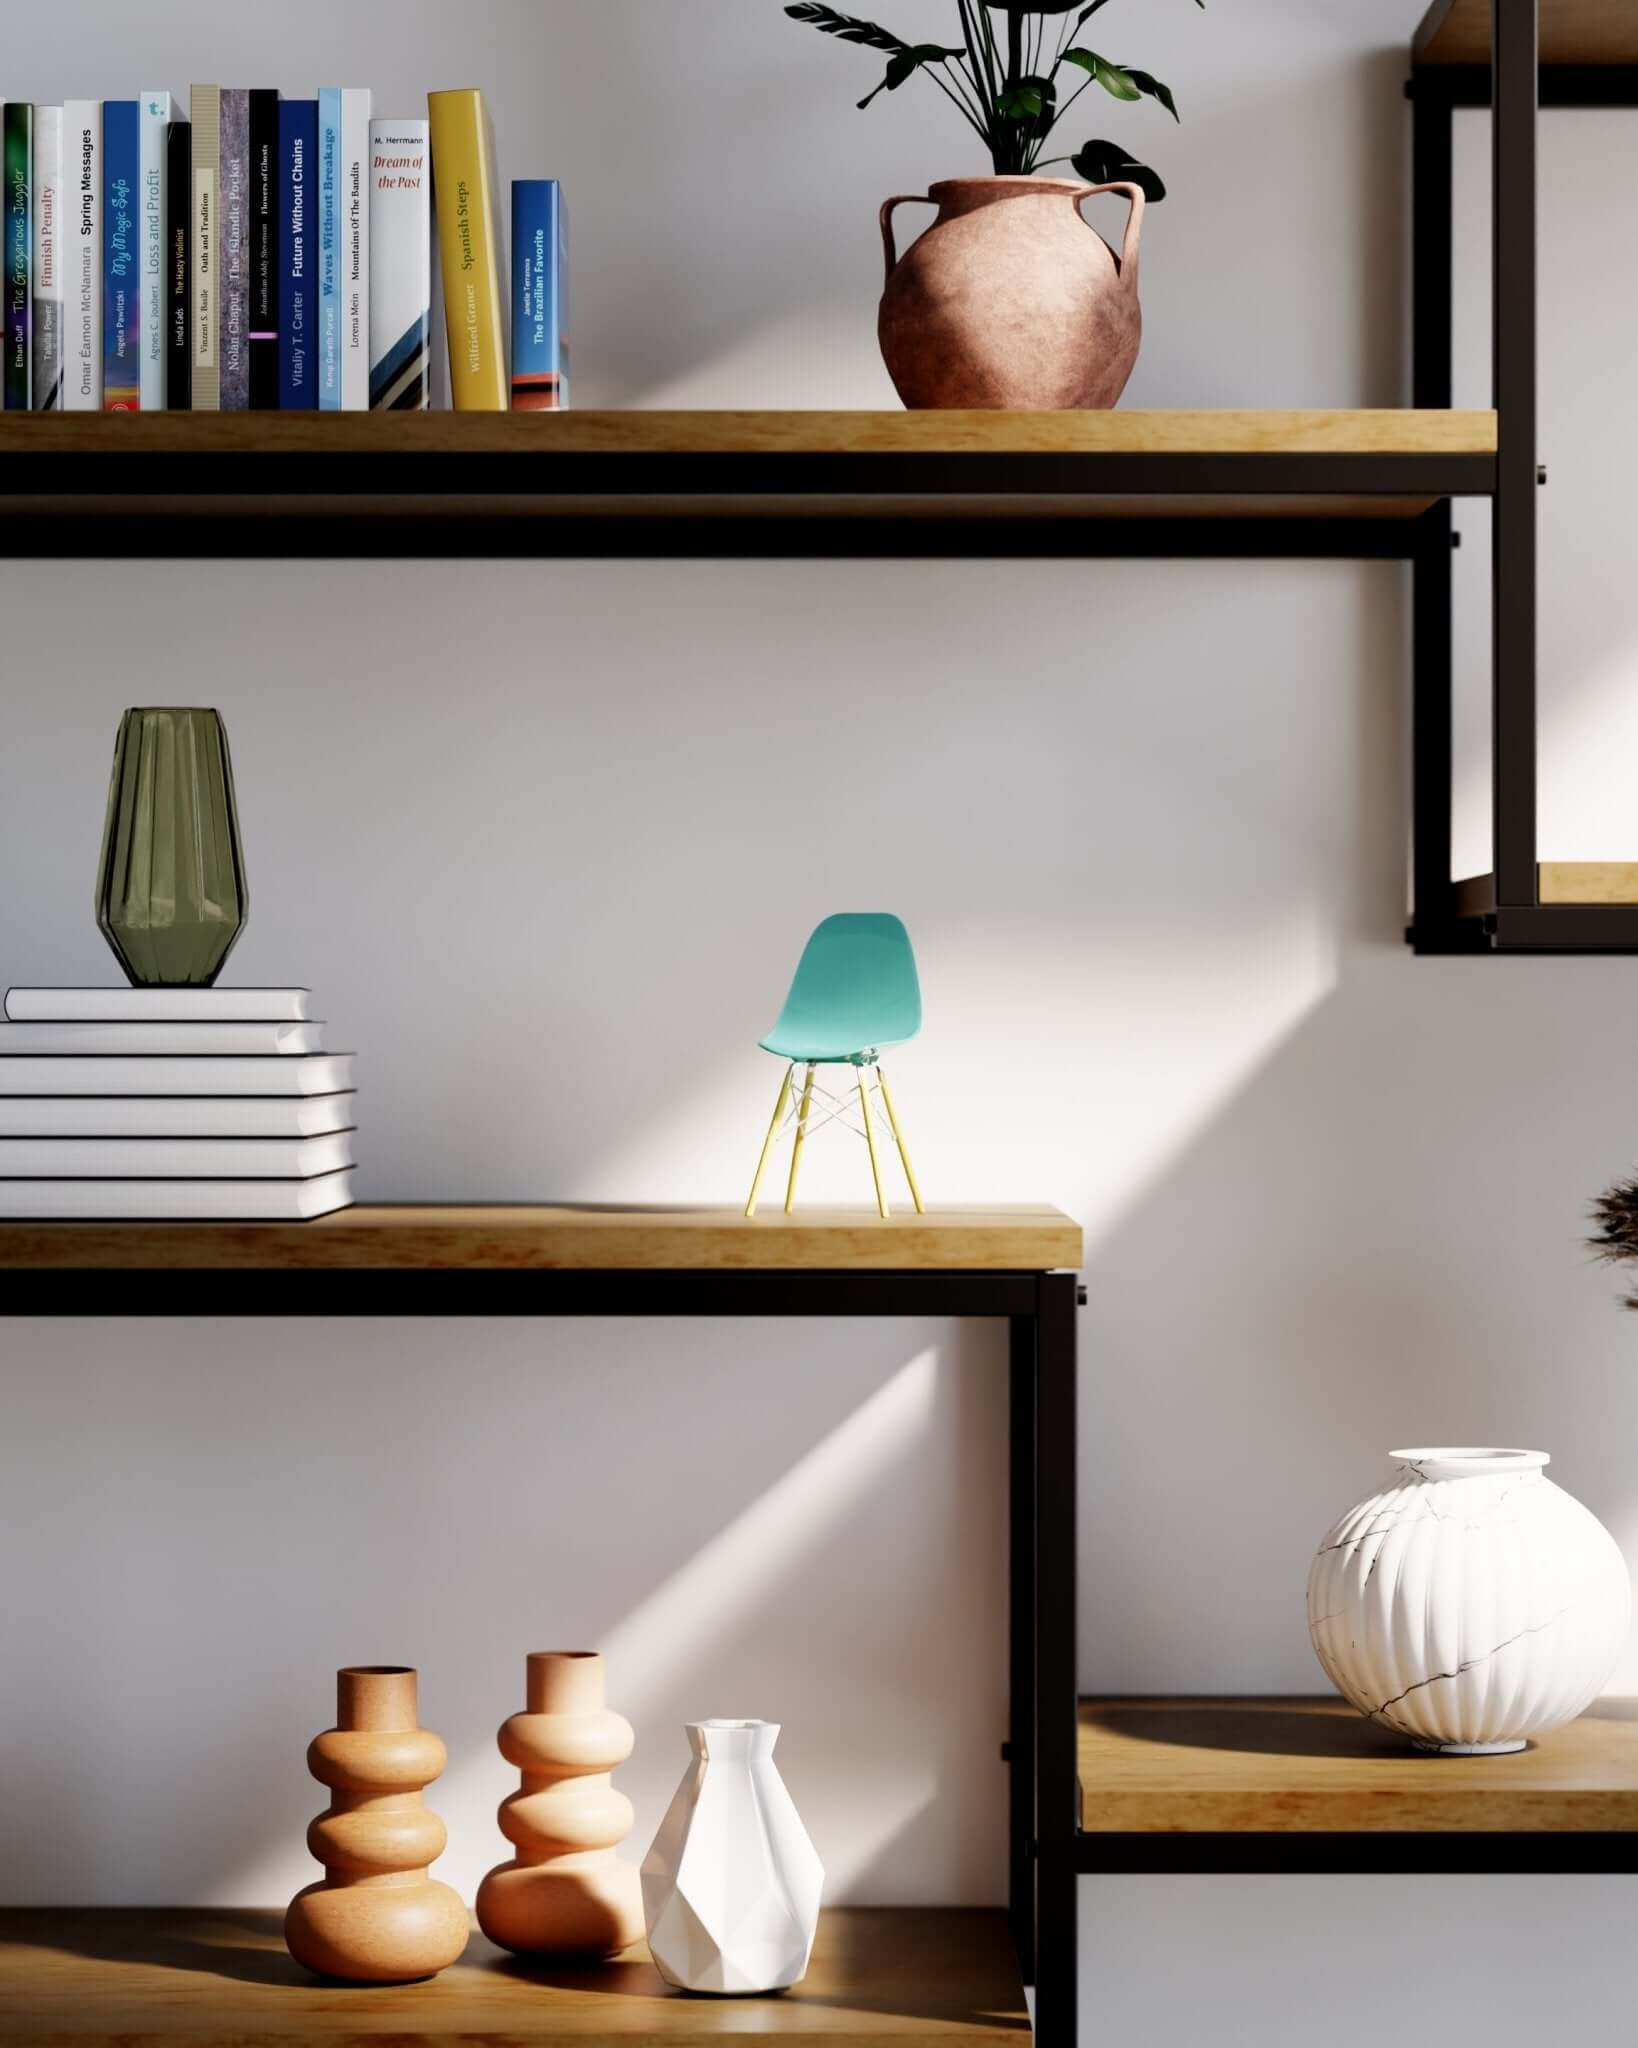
<box><xmin>1492</xmin><ymin>0</ymin><xmax>1539</xmax><ymax>911</ymax></box>
<box><xmin>1411</xmin><ymin>63</ymin><xmax>1458</xmax><ymax>938</ymax></box>
<box><xmin>1008</xmin><ymin>1314</ymin><xmax>1039</xmax><ymax>1985</ymax></box>
<box><xmin>1032</xmin><ymin>1271</ymin><xmax>1079</xmax><ymax>2047</ymax></box>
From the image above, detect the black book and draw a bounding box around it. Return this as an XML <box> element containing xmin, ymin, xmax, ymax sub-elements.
<box><xmin>165</xmin><ymin>118</ymin><xmax>191</xmax><ymax>410</ymax></box>
<box><xmin>248</xmin><ymin>89</ymin><xmax>280</xmax><ymax>408</ymax></box>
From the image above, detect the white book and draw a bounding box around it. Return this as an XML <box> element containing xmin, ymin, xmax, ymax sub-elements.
<box><xmin>0</xmin><ymin>1020</ymin><xmax>323</xmax><ymax>1055</ymax></box>
<box><xmin>62</xmin><ymin>100</ymin><xmax>101</xmax><ymax>411</ymax></box>
<box><xmin>0</xmin><ymin>1169</ymin><xmax>355</xmax><ymax>1220</ymax></box>
<box><xmin>368</xmin><ymin>119</ymin><xmax>429</xmax><ymax>410</ymax></box>
<box><xmin>0</xmin><ymin>1093</ymin><xmax>355</xmax><ymax>1137</ymax></box>
<box><xmin>0</xmin><ymin>1130</ymin><xmax>354</xmax><ymax>1178</ymax></box>
<box><xmin>0</xmin><ymin>1053</ymin><xmax>355</xmax><ymax>1096</ymax></box>
<box><xmin>32</xmin><ymin>106</ymin><xmax>63</xmax><ymax>411</ymax></box>
<box><xmin>6</xmin><ymin>987</ymin><xmax>314</xmax><ymax>1022</ymax></box>
<box><xmin>340</xmin><ymin>88</ymin><xmax>372</xmax><ymax>409</ymax></box>
<box><xmin>138</xmin><ymin>91</ymin><xmax>174</xmax><ymax>410</ymax></box>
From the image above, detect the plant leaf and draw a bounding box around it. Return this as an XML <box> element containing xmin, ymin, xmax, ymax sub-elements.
<box><xmin>784</xmin><ymin>3</ymin><xmax>908</xmax><ymax>54</ymax></box>
<box><xmin>858</xmin><ymin>42</ymin><xmax>967</xmax><ymax>108</ymax></box>
<box><xmin>1116</xmin><ymin>66</ymin><xmax>1180</xmax><ymax>119</ymax></box>
<box><xmin>1072</xmin><ymin>139</ymin><xmax>1166</xmax><ymax>201</ymax></box>
<box><xmin>997</xmin><ymin>72</ymin><xmax>1058</xmax><ymax>118</ymax></box>
<box><xmin>1061</xmin><ymin>49</ymin><xmax>1143</xmax><ymax>102</ymax></box>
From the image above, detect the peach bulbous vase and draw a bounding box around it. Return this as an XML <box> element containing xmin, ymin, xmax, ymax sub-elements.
<box><xmin>476</xmin><ymin>1650</ymin><xmax>645</xmax><ymax>1957</ymax></box>
<box><xmin>284</xmin><ymin>1666</ymin><xmax>470</xmax><ymax>1983</ymax></box>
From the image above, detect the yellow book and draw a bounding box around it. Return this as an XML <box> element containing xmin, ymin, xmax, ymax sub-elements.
<box><xmin>428</xmin><ymin>88</ymin><xmax>506</xmax><ymax>410</ymax></box>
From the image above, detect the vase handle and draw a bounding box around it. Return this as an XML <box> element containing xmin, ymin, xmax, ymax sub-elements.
<box><xmin>1076</xmin><ymin>182</ymin><xmax>1146</xmax><ymax>286</ymax></box>
<box><xmin>880</xmin><ymin>195</ymin><xmax>935</xmax><ymax>287</ymax></box>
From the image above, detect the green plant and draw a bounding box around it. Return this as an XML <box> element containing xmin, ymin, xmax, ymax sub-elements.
<box><xmin>784</xmin><ymin>1</ymin><xmax>1198</xmax><ymax>198</ymax></box>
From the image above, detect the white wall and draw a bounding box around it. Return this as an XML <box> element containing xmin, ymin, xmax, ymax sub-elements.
<box><xmin>3</xmin><ymin>4</ymin><xmax>1637</xmax><ymax>2039</ymax></box>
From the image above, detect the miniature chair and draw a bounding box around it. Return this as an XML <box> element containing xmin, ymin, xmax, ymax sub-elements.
<box><xmin>745</xmin><ymin>913</ymin><xmax>925</xmax><ymax>1221</ymax></box>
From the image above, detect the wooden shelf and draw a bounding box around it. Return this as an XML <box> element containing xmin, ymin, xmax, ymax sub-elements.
<box><xmin>1455</xmin><ymin>863</ymin><xmax>1638</xmax><ymax>916</ymax></box>
<box><xmin>0</xmin><ymin>408</ymin><xmax>1499</xmax><ymax>460</ymax></box>
<box><xmin>1079</xmin><ymin>1696</ymin><xmax>1638</xmax><ymax>1833</ymax></box>
<box><xmin>1417</xmin><ymin>0</ymin><xmax>1638</xmax><ymax>66</ymax></box>
<box><xmin>0</xmin><ymin>411</ymin><xmax>1498</xmax><ymax>541</ymax></box>
<box><xmin>0</xmin><ymin>1203</ymin><xmax>1082</xmax><ymax>1274</ymax></box>
<box><xmin>0</xmin><ymin>1908</ymin><xmax>1025</xmax><ymax>2045</ymax></box>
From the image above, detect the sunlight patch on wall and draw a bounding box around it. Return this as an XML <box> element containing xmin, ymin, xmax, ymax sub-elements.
<box><xmin>215</xmin><ymin>1350</ymin><xmax>952</xmax><ymax>1908</ymax></box>
<box><xmin>572</xmin><ymin>909</ymin><xmax>1342</xmax><ymax>1249</ymax></box>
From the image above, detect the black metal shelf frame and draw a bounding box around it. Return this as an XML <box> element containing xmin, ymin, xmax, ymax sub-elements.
<box><xmin>7</xmin><ymin>9</ymin><xmax>1619</xmax><ymax>2038</ymax></box>
<box><xmin>1409</xmin><ymin>3</ymin><xmax>1638</xmax><ymax>952</ymax></box>
<box><xmin>4</xmin><ymin>1262</ymin><xmax>1083</xmax><ymax>2044</ymax></box>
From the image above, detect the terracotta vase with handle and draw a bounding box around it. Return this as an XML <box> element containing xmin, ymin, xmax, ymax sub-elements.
<box><xmin>878</xmin><ymin>175</ymin><xmax>1145</xmax><ymax>411</ymax></box>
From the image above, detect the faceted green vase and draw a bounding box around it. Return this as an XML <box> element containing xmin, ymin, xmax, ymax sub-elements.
<box><xmin>96</xmin><ymin>708</ymin><xmax>249</xmax><ymax>987</ymax></box>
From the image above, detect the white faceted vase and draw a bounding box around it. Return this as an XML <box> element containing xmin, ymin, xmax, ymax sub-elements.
<box><xmin>1308</xmin><ymin>1448</ymin><xmax>1630</xmax><ymax>1754</ymax></box>
<box><xmin>641</xmin><ymin>1719</ymin><xmax>823</xmax><ymax>1995</ymax></box>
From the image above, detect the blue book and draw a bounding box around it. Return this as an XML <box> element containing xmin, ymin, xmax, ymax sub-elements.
<box><xmin>316</xmin><ymin>87</ymin><xmax>341</xmax><ymax>410</ymax></box>
<box><xmin>510</xmin><ymin>180</ymin><xmax>568</xmax><ymax>411</ymax></box>
<box><xmin>102</xmin><ymin>100</ymin><xmax>140</xmax><ymax>409</ymax></box>
<box><xmin>278</xmin><ymin>100</ymin><xmax>318</xmax><ymax>409</ymax></box>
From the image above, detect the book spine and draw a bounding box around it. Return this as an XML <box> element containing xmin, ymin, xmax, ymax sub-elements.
<box><xmin>428</xmin><ymin>88</ymin><xmax>507</xmax><ymax>411</ymax></box>
<box><xmin>340</xmin><ymin>89</ymin><xmax>371</xmax><ymax>410</ymax></box>
<box><xmin>317</xmin><ymin>87</ymin><xmax>340</xmax><ymax>411</ymax></box>
<box><xmin>138</xmin><ymin>93</ymin><xmax>172</xmax><ymax>409</ymax></box>
<box><xmin>277</xmin><ymin>102</ymin><xmax>317</xmax><ymax>409</ymax></box>
<box><xmin>368</xmin><ymin>118</ymin><xmax>429</xmax><ymax>411</ymax></box>
<box><xmin>511</xmin><ymin>180</ymin><xmax>569</xmax><ymax>414</ymax></box>
<box><xmin>31</xmin><ymin>106</ymin><xmax>60</xmax><ymax>409</ymax></box>
<box><xmin>3</xmin><ymin>103</ymin><xmax>31</xmax><ymax>409</ymax></box>
<box><xmin>165</xmin><ymin>119</ymin><xmax>190</xmax><ymax>409</ymax></box>
<box><xmin>190</xmin><ymin>85</ymin><xmax>219</xmax><ymax>411</ymax></box>
<box><xmin>218</xmin><ymin>89</ymin><xmax>248</xmax><ymax>410</ymax></box>
<box><xmin>248</xmin><ymin>89</ymin><xmax>279</xmax><ymax>408</ymax></box>
<box><xmin>102</xmin><ymin>100</ymin><xmax>138</xmax><ymax>409</ymax></box>
<box><xmin>62</xmin><ymin>101</ymin><xmax>101</xmax><ymax>411</ymax></box>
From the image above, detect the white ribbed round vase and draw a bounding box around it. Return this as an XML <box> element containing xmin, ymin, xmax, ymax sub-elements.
<box><xmin>1308</xmin><ymin>1448</ymin><xmax>1630</xmax><ymax>1754</ymax></box>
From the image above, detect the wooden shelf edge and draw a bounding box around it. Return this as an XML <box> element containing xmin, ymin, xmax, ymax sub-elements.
<box><xmin>0</xmin><ymin>408</ymin><xmax>1498</xmax><ymax>459</ymax></box>
<box><xmin>1454</xmin><ymin>863</ymin><xmax>1638</xmax><ymax>917</ymax></box>
<box><xmin>1416</xmin><ymin>0</ymin><xmax>1638</xmax><ymax>66</ymax></box>
<box><xmin>1078</xmin><ymin>1696</ymin><xmax>1638</xmax><ymax>1835</ymax></box>
<box><xmin>0</xmin><ymin>1907</ymin><xmax>1026</xmax><ymax>2045</ymax></box>
<box><xmin>0</xmin><ymin>1203</ymin><xmax>1084</xmax><ymax>1274</ymax></box>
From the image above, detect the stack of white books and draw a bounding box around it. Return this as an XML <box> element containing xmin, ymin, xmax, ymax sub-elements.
<box><xmin>0</xmin><ymin>988</ymin><xmax>356</xmax><ymax>1220</ymax></box>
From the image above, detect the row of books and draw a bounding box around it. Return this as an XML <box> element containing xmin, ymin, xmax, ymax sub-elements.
<box><xmin>0</xmin><ymin>88</ymin><xmax>567</xmax><ymax>414</ymax></box>
<box><xmin>0</xmin><ymin>985</ymin><xmax>356</xmax><ymax>1220</ymax></box>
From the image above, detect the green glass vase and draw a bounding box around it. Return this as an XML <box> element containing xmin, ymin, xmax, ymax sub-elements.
<box><xmin>95</xmin><ymin>708</ymin><xmax>249</xmax><ymax>987</ymax></box>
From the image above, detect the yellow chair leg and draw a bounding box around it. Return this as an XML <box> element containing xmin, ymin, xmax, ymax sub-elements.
<box><xmin>875</xmin><ymin>1064</ymin><xmax>924</xmax><ymax>1215</ymax></box>
<box><xmin>785</xmin><ymin>1065</ymin><xmax>817</xmax><ymax>1214</ymax></box>
<box><xmin>746</xmin><ymin>1065</ymin><xmax>794</xmax><ymax>1219</ymax></box>
<box><xmin>857</xmin><ymin>1067</ymin><xmax>890</xmax><ymax>1219</ymax></box>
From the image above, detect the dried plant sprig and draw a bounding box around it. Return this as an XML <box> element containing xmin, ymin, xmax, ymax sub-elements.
<box><xmin>1589</xmin><ymin>1175</ymin><xmax>1638</xmax><ymax>1308</ymax></box>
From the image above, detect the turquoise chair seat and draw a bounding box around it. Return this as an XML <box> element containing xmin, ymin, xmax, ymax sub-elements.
<box><xmin>758</xmin><ymin>914</ymin><xmax>922</xmax><ymax>1064</ymax></box>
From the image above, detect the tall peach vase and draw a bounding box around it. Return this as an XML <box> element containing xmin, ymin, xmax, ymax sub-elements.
<box><xmin>476</xmin><ymin>1650</ymin><xmax>645</xmax><ymax>1956</ymax></box>
<box><xmin>284</xmin><ymin>1667</ymin><xmax>470</xmax><ymax>1983</ymax></box>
